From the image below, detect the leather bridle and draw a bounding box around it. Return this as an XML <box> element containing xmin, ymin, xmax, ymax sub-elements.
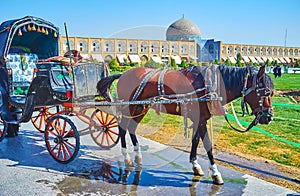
<box><xmin>225</xmin><ymin>68</ymin><xmax>273</xmax><ymax>133</ymax></box>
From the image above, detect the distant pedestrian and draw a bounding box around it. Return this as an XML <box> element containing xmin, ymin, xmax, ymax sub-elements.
<box><xmin>277</xmin><ymin>65</ymin><xmax>282</xmax><ymax>77</ymax></box>
<box><xmin>273</xmin><ymin>66</ymin><xmax>278</xmax><ymax>78</ymax></box>
<box><xmin>273</xmin><ymin>65</ymin><xmax>282</xmax><ymax>78</ymax></box>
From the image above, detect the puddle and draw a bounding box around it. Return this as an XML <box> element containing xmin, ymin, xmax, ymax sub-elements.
<box><xmin>53</xmin><ymin>160</ymin><xmax>142</xmax><ymax>195</ymax></box>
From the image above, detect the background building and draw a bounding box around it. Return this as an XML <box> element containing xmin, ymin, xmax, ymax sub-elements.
<box><xmin>59</xmin><ymin>17</ymin><xmax>300</xmax><ymax>65</ymax></box>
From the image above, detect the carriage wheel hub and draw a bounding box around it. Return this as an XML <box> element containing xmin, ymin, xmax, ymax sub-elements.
<box><xmin>103</xmin><ymin>126</ymin><xmax>108</xmax><ymax>132</ymax></box>
<box><xmin>54</xmin><ymin>136</ymin><xmax>63</xmax><ymax>144</ymax></box>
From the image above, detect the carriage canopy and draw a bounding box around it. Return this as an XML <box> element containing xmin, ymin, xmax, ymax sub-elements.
<box><xmin>0</xmin><ymin>16</ymin><xmax>59</xmax><ymax>60</ymax></box>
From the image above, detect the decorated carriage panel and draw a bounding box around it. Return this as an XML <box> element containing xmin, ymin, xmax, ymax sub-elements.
<box><xmin>73</xmin><ymin>62</ymin><xmax>108</xmax><ymax>102</ymax></box>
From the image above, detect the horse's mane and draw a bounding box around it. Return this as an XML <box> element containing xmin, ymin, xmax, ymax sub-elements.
<box><xmin>218</xmin><ymin>65</ymin><xmax>257</xmax><ymax>90</ymax></box>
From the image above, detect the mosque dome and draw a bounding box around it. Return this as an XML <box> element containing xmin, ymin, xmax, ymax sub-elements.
<box><xmin>166</xmin><ymin>16</ymin><xmax>201</xmax><ymax>41</ymax></box>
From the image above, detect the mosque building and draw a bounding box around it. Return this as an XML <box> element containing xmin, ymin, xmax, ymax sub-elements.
<box><xmin>59</xmin><ymin>17</ymin><xmax>300</xmax><ymax>65</ymax></box>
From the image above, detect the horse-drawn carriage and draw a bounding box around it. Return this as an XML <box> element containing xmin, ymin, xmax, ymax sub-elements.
<box><xmin>0</xmin><ymin>16</ymin><xmax>120</xmax><ymax>163</ymax></box>
<box><xmin>0</xmin><ymin>16</ymin><xmax>274</xmax><ymax>185</ymax></box>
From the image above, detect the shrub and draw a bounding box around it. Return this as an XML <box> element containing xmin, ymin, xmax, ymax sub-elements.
<box><xmin>144</xmin><ymin>59</ymin><xmax>163</xmax><ymax>68</ymax></box>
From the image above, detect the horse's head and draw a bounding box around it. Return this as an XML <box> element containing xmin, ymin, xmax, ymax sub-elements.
<box><xmin>244</xmin><ymin>65</ymin><xmax>274</xmax><ymax>125</ymax></box>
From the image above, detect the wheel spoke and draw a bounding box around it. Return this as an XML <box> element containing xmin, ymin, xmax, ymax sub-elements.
<box><xmin>107</xmin><ymin>128</ymin><xmax>118</xmax><ymax>136</ymax></box>
<box><xmin>100</xmin><ymin>111</ymin><xmax>105</xmax><ymax>124</ymax></box>
<box><xmin>55</xmin><ymin>119</ymin><xmax>62</xmax><ymax>135</ymax></box>
<box><xmin>62</xmin><ymin>120</ymin><xmax>68</xmax><ymax>136</ymax></box>
<box><xmin>56</xmin><ymin>144</ymin><xmax>62</xmax><ymax>159</ymax></box>
<box><xmin>33</xmin><ymin>113</ymin><xmax>42</xmax><ymax>123</ymax></box>
<box><xmin>95</xmin><ymin>112</ymin><xmax>104</xmax><ymax>124</ymax></box>
<box><xmin>107</xmin><ymin>124</ymin><xmax>118</xmax><ymax>129</ymax></box>
<box><xmin>107</xmin><ymin>117</ymin><xmax>117</xmax><ymax>126</ymax></box>
<box><xmin>50</xmin><ymin>143</ymin><xmax>59</xmax><ymax>153</ymax></box>
<box><xmin>104</xmin><ymin>113</ymin><xmax>109</xmax><ymax>124</ymax></box>
<box><xmin>63</xmin><ymin>142</ymin><xmax>74</xmax><ymax>158</ymax></box>
<box><xmin>94</xmin><ymin>131</ymin><xmax>103</xmax><ymax>141</ymax></box>
<box><xmin>38</xmin><ymin>115</ymin><xmax>43</xmax><ymax>129</ymax></box>
<box><xmin>48</xmin><ymin>127</ymin><xmax>58</xmax><ymax>137</ymax></box>
<box><xmin>107</xmin><ymin>131</ymin><xmax>116</xmax><ymax>143</ymax></box>
<box><xmin>106</xmin><ymin>132</ymin><xmax>110</xmax><ymax>146</ymax></box>
<box><xmin>64</xmin><ymin>139</ymin><xmax>76</xmax><ymax>149</ymax></box>
<box><xmin>101</xmin><ymin>131</ymin><xmax>105</xmax><ymax>145</ymax></box>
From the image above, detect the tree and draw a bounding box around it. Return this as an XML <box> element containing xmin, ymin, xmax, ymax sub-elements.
<box><xmin>179</xmin><ymin>60</ymin><xmax>187</xmax><ymax>68</ymax></box>
<box><xmin>236</xmin><ymin>53</ymin><xmax>242</xmax><ymax>62</ymax></box>
<box><xmin>214</xmin><ymin>59</ymin><xmax>220</xmax><ymax>65</ymax></box>
<box><xmin>236</xmin><ymin>60</ymin><xmax>243</xmax><ymax>67</ymax></box>
<box><xmin>171</xmin><ymin>58</ymin><xmax>178</xmax><ymax>70</ymax></box>
<box><xmin>248</xmin><ymin>60</ymin><xmax>254</xmax><ymax>66</ymax></box>
<box><xmin>109</xmin><ymin>58</ymin><xmax>119</xmax><ymax>70</ymax></box>
<box><xmin>224</xmin><ymin>59</ymin><xmax>233</xmax><ymax>66</ymax></box>
<box><xmin>265</xmin><ymin>59</ymin><xmax>271</xmax><ymax>67</ymax></box>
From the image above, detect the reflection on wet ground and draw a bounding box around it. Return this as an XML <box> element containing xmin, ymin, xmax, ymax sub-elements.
<box><xmin>53</xmin><ymin>150</ymin><xmax>248</xmax><ymax>196</ymax></box>
<box><xmin>56</xmin><ymin>159</ymin><xmax>143</xmax><ymax>195</ymax></box>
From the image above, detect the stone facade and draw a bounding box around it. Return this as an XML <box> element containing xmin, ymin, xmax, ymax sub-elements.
<box><xmin>220</xmin><ymin>42</ymin><xmax>300</xmax><ymax>64</ymax></box>
<box><xmin>59</xmin><ymin>36</ymin><xmax>197</xmax><ymax>65</ymax></box>
<box><xmin>58</xmin><ymin>17</ymin><xmax>300</xmax><ymax>65</ymax></box>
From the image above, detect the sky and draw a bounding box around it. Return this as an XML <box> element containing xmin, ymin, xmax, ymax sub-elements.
<box><xmin>1</xmin><ymin>0</ymin><xmax>300</xmax><ymax>47</ymax></box>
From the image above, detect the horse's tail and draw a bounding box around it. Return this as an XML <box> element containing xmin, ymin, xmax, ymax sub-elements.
<box><xmin>96</xmin><ymin>74</ymin><xmax>122</xmax><ymax>102</ymax></box>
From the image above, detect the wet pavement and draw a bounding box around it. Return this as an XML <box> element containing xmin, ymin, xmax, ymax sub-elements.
<box><xmin>0</xmin><ymin>119</ymin><xmax>298</xmax><ymax>195</ymax></box>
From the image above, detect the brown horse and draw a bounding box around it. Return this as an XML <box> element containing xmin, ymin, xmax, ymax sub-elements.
<box><xmin>96</xmin><ymin>65</ymin><xmax>274</xmax><ymax>185</ymax></box>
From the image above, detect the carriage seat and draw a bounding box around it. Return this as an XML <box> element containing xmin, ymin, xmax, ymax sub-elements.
<box><xmin>6</xmin><ymin>53</ymin><xmax>38</xmax><ymax>103</ymax></box>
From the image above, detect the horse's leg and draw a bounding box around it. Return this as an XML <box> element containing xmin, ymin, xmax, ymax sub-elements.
<box><xmin>127</xmin><ymin>115</ymin><xmax>146</xmax><ymax>165</ymax></box>
<box><xmin>198</xmin><ymin>121</ymin><xmax>224</xmax><ymax>185</ymax></box>
<box><xmin>190</xmin><ymin>123</ymin><xmax>205</xmax><ymax>176</ymax></box>
<box><xmin>119</xmin><ymin>104</ymin><xmax>147</xmax><ymax>166</ymax></box>
<box><xmin>119</xmin><ymin>117</ymin><xmax>132</xmax><ymax>166</ymax></box>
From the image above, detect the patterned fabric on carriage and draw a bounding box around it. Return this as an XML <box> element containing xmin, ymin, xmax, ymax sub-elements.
<box><xmin>6</xmin><ymin>53</ymin><xmax>38</xmax><ymax>101</ymax></box>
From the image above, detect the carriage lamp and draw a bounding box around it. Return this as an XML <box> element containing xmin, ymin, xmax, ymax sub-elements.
<box><xmin>66</xmin><ymin>90</ymin><xmax>72</xmax><ymax>98</ymax></box>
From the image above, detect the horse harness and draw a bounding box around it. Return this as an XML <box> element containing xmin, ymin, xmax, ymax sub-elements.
<box><xmin>129</xmin><ymin>66</ymin><xmax>224</xmax><ymax>137</ymax></box>
<box><xmin>131</xmin><ymin>66</ymin><xmax>222</xmax><ymax>103</ymax></box>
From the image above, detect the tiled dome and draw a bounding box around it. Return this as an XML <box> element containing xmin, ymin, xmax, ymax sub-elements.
<box><xmin>166</xmin><ymin>17</ymin><xmax>201</xmax><ymax>37</ymax></box>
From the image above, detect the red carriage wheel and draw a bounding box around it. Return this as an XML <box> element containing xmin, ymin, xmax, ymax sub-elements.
<box><xmin>31</xmin><ymin>106</ymin><xmax>59</xmax><ymax>132</ymax></box>
<box><xmin>90</xmin><ymin>110</ymin><xmax>119</xmax><ymax>149</ymax></box>
<box><xmin>44</xmin><ymin>115</ymin><xmax>80</xmax><ymax>163</ymax></box>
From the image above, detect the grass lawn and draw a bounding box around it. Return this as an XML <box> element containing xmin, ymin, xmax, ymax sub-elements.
<box><xmin>270</xmin><ymin>73</ymin><xmax>300</xmax><ymax>90</ymax></box>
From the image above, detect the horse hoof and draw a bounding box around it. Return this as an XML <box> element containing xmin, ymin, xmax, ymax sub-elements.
<box><xmin>193</xmin><ymin>166</ymin><xmax>204</xmax><ymax>176</ymax></box>
<box><xmin>212</xmin><ymin>175</ymin><xmax>224</xmax><ymax>185</ymax></box>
